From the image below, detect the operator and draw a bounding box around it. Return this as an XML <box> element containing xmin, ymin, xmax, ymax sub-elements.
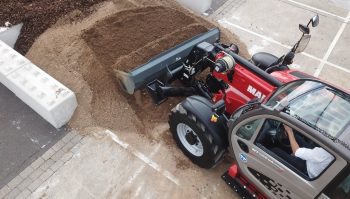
<box><xmin>284</xmin><ymin>125</ymin><xmax>334</xmax><ymax>178</ymax></box>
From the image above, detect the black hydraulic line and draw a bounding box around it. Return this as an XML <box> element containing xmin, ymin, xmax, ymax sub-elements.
<box><xmin>214</xmin><ymin>44</ymin><xmax>283</xmax><ymax>87</ymax></box>
<box><xmin>160</xmin><ymin>86</ymin><xmax>196</xmax><ymax>97</ymax></box>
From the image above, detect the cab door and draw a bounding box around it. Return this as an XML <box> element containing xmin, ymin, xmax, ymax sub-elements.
<box><xmin>229</xmin><ymin>112</ymin><xmax>347</xmax><ymax>199</ymax></box>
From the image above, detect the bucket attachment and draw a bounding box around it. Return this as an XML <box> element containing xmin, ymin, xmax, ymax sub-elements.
<box><xmin>117</xmin><ymin>28</ymin><xmax>220</xmax><ymax>94</ymax></box>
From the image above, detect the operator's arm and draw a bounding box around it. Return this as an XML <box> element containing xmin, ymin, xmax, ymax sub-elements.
<box><xmin>284</xmin><ymin>124</ymin><xmax>299</xmax><ymax>155</ymax></box>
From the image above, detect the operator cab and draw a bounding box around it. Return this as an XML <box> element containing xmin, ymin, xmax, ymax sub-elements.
<box><xmin>229</xmin><ymin>79</ymin><xmax>350</xmax><ymax>199</ymax></box>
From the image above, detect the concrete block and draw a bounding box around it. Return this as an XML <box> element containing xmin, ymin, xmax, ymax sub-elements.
<box><xmin>0</xmin><ymin>42</ymin><xmax>29</xmax><ymax>77</ymax></box>
<box><xmin>0</xmin><ymin>23</ymin><xmax>23</xmax><ymax>48</ymax></box>
<box><xmin>176</xmin><ymin>0</ymin><xmax>211</xmax><ymax>13</ymax></box>
<box><xmin>0</xmin><ymin>41</ymin><xmax>77</xmax><ymax>128</ymax></box>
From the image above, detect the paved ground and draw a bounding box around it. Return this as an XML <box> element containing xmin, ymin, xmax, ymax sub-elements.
<box><xmin>213</xmin><ymin>0</ymin><xmax>350</xmax><ymax>89</ymax></box>
<box><xmin>0</xmin><ymin>83</ymin><xmax>66</xmax><ymax>189</ymax></box>
<box><xmin>1</xmin><ymin>0</ymin><xmax>350</xmax><ymax>198</ymax></box>
<box><xmin>0</xmin><ymin>131</ymin><xmax>82</xmax><ymax>199</ymax></box>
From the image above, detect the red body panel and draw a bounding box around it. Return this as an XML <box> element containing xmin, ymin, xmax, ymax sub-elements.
<box><xmin>271</xmin><ymin>69</ymin><xmax>302</xmax><ymax>83</ymax></box>
<box><xmin>227</xmin><ymin>164</ymin><xmax>268</xmax><ymax>199</ymax></box>
<box><xmin>212</xmin><ymin>51</ymin><xmax>311</xmax><ymax>114</ymax></box>
<box><xmin>213</xmin><ymin>64</ymin><xmax>277</xmax><ymax>114</ymax></box>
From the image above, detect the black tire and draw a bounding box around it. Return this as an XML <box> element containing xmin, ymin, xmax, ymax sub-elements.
<box><xmin>169</xmin><ymin>102</ymin><xmax>226</xmax><ymax>169</ymax></box>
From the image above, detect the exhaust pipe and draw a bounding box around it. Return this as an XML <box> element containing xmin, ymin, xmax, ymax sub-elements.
<box><xmin>117</xmin><ymin>28</ymin><xmax>220</xmax><ymax>94</ymax></box>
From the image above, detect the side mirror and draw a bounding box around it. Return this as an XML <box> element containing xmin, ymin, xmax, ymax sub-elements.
<box><xmin>295</xmin><ymin>35</ymin><xmax>311</xmax><ymax>53</ymax></box>
<box><xmin>311</xmin><ymin>15</ymin><xmax>319</xmax><ymax>27</ymax></box>
<box><xmin>299</xmin><ymin>24</ymin><xmax>310</xmax><ymax>34</ymax></box>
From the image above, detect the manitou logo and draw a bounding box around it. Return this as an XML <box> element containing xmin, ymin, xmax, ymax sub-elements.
<box><xmin>247</xmin><ymin>85</ymin><xmax>266</xmax><ymax>100</ymax></box>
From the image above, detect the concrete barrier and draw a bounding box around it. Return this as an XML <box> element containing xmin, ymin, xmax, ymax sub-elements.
<box><xmin>0</xmin><ymin>40</ymin><xmax>77</xmax><ymax>129</ymax></box>
<box><xmin>176</xmin><ymin>0</ymin><xmax>212</xmax><ymax>14</ymax></box>
<box><xmin>0</xmin><ymin>23</ymin><xmax>23</xmax><ymax>48</ymax></box>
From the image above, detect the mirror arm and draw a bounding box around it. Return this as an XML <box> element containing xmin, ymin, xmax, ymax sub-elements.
<box><xmin>306</xmin><ymin>20</ymin><xmax>312</xmax><ymax>28</ymax></box>
<box><xmin>291</xmin><ymin>44</ymin><xmax>297</xmax><ymax>53</ymax></box>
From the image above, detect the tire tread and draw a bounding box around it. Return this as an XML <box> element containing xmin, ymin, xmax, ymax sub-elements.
<box><xmin>169</xmin><ymin>103</ymin><xmax>225</xmax><ymax>168</ymax></box>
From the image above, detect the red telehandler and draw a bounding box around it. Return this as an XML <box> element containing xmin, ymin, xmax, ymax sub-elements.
<box><xmin>119</xmin><ymin>15</ymin><xmax>350</xmax><ymax>199</ymax></box>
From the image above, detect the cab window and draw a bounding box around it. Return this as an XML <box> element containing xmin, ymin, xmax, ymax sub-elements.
<box><xmin>265</xmin><ymin>80</ymin><xmax>350</xmax><ymax>147</ymax></box>
<box><xmin>236</xmin><ymin>119</ymin><xmax>262</xmax><ymax>140</ymax></box>
<box><xmin>255</xmin><ymin>119</ymin><xmax>334</xmax><ymax>180</ymax></box>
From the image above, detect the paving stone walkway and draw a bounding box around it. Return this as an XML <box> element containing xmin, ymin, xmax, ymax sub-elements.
<box><xmin>0</xmin><ymin>131</ymin><xmax>86</xmax><ymax>199</ymax></box>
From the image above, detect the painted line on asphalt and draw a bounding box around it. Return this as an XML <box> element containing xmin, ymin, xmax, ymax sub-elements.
<box><xmin>218</xmin><ymin>18</ymin><xmax>350</xmax><ymax>74</ymax></box>
<box><xmin>218</xmin><ymin>19</ymin><xmax>321</xmax><ymax>60</ymax></box>
<box><xmin>281</xmin><ymin>0</ymin><xmax>347</xmax><ymax>22</ymax></box>
<box><xmin>114</xmin><ymin>145</ymin><xmax>160</xmax><ymax>198</ymax></box>
<box><xmin>218</xmin><ymin>19</ymin><xmax>290</xmax><ymax>48</ymax></box>
<box><xmin>134</xmin><ymin>182</ymin><xmax>144</xmax><ymax>197</ymax></box>
<box><xmin>105</xmin><ymin>130</ymin><xmax>180</xmax><ymax>185</ymax></box>
<box><xmin>314</xmin><ymin>11</ymin><xmax>350</xmax><ymax>77</ymax></box>
<box><xmin>127</xmin><ymin>144</ymin><xmax>161</xmax><ymax>184</ymax></box>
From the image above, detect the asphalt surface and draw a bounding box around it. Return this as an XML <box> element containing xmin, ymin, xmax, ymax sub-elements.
<box><xmin>0</xmin><ymin>83</ymin><xmax>66</xmax><ymax>188</ymax></box>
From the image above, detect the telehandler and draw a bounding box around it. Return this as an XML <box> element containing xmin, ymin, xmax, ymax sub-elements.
<box><xmin>119</xmin><ymin>15</ymin><xmax>350</xmax><ymax>199</ymax></box>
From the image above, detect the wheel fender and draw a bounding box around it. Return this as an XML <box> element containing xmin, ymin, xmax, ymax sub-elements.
<box><xmin>180</xmin><ymin>95</ymin><xmax>228</xmax><ymax>148</ymax></box>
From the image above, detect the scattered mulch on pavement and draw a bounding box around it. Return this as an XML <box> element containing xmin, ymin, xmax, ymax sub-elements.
<box><xmin>175</xmin><ymin>156</ymin><xmax>192</xmax><ymax>170</ymax></box>
<box><xmin>0</xmin><ymin>0</ymin><xmax>107</xmax><ymax>55</ymax></box>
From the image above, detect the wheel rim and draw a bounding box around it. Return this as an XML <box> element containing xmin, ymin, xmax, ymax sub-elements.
<box><xmin>177</xmin><ymin>123</ymin><xmax>204</xmax><ymax>157</ymax></box>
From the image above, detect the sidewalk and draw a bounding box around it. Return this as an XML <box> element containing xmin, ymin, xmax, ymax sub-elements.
<box><xmin>0</xmin><ymin>131</ymin><xmax>83</xmax><ymax>199</ymax></box>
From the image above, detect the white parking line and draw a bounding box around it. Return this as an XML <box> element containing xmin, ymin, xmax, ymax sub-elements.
<box><xmin>281</xmin><ymin>0</ymin><xmax>347</xmax><ymax>22</ymax></box>
<box><xmin>218</xmin><ymin>19</ymin><xmax>322</xmax><ymax>60</ymax></box>
<box><xmin>314</xmin><ymin>12</ymin><xmax>350</xmax><ymax>77</ymax></box>
<box><xmin>127</xmin><ymin>144</ymin><xmax>161</xmax><ymax>184</ymax></box>
<box><xmin>218</xmin><ymin>18</ymin><xmax>350</xmax><ymax>74</ymax></box>
<box><xmin>218</xmin><ymin>19</ymin><xmax>290</xmax><ymax>48</ymax></box>
<box><xmin>105</xmin><ymin>130</ymin><xmax>180</xmax><ymax>185</ymax></box>
<box><xmin>134</xmin><ymin>182</ymin><xmax>144</xmax><ymax>197</ymax></box>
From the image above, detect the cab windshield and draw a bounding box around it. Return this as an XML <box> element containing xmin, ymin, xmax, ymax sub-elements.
<box><xmin>265</xmin><ymin>80</ymin><xmax>350</xmax><ymax>148</ymax></box>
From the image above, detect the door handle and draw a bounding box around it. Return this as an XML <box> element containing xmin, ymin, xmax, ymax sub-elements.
<box><xmin>237</xmin><ymin>139</ymin><xmax>249</xmax><ymax>153</ymax></box>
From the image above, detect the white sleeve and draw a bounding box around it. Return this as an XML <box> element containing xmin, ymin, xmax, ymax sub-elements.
<box><xmin>295</xmin><ymin>148</ymin><xmax>316</xmax><ymax>161</ymax></box>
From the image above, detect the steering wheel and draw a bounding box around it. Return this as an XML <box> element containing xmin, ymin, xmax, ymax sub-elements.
<box><xmin>275</xmin><ymin>123</ymin><xmax>291</xmax><ymax>148</ymax></box>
